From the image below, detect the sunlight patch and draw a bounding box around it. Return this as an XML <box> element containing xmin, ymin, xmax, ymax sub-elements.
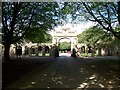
<box><xmin>20</xmin><ymin>85</ymin><xmax>32</xmax><ymax>89</ymax></box>
<box><xmin>44</xmin><ymin>74</ymin><xmax>47</xmax><ymax>76</ymax></box>
<box><xmin>31</xmin><ymin>81</ymin><xmax>36</xmax><ymax>85</ymax></box>
<box><xmin>51</xmin><ymin>76</ymin><xmax>63</xmax><ymax>85</ymax></box>
<box><xmin>99</xmin><ymin>84</ymin><xmax>104</xmax><ymax>88</ymax></box>
<box><xmin>89</xmin><ymin>74</ymin><xmax>97</xmax><ymax>80</ymax></box>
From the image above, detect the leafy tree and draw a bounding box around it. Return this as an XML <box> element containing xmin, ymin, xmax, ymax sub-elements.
<box><xmin>24</xmin><ymin>28</ymin><xmax>52</xmax><ymax>43</ymax></box>
<box><xmin>2</xmin><ymin>2</ymin><xmax>59</xmax><ymax>61</ymax></box>
<box><xmin>59</xmin><ymin>2</ymin><xmax>120</xmax><ymax>39</ymax></box>
<box><xmin>59</xmin><ymin>42</ymin><xmax>71</xmax><ymax>50</ymax></box>
<box><xmin>77</xmin><ymin>26</ymin><xmax>113</xmax><ymax>46</ymax></box>
<box><xmin>81</xmin><ymin>2</ymin><xmax>120</xmax><ymax>39</ymax></box>
<box><xmin>44</xmin><ymin>33</ymin><xmax>52</xmax><ymax>43</ymax></box>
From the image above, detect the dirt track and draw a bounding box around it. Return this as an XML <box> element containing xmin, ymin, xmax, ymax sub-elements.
<box><xmin>3</xmin><ymin>56</ymin><xmax>120</xmax><ymax>89</ymax></box>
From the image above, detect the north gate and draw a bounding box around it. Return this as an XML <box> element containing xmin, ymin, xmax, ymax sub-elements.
<box><xmin>52</xmin><ymin>25</ymin><xmax>78</xmax><ymax>51</ymax></box>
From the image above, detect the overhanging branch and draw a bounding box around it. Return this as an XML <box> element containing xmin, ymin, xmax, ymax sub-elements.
<box><xmin>82</xmin><ymin>2</ymin><xmax>116</xmax><ymax>34</ymax></box>
<box><xmin>12</xmin><ymin>10</ymin><xmax>34</xmax><ymax>43</ymax></box>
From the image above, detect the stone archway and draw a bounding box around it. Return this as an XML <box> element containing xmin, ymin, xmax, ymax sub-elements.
<box><xmin>52</xmin><ymin>25</ymin><xmax>78</xmax><ymax>51</ymax></box>
<box><xmin>58</xmin><ymin>37</ymin><xmax>77</xmax><ymax>51</ymax></box>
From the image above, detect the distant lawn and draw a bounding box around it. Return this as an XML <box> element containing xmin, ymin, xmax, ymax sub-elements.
<box><xmin>80</xmin><ymin>53</ymin><xmax>98</xmax><ymax>57</ymax></box>
<box><xmin>31</xmin><ymin>53</ymin><xmax>50</xmax><ymax>56</ymax></box>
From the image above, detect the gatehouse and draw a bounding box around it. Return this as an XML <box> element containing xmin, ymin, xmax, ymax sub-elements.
<box><xmin>52</xmin><ymin>25</ymin><xmax>78</xmax><ymax>51</ymax></box>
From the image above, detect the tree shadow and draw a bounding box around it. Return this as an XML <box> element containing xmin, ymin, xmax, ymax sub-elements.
<box><xmin>2</xmin><ymin>58</ymin><xmax>56</xmax><ymax>89</ymax></box>
<box><xmin>3</xmin><ymin>57</ymin><xmax>120</xmax><ymax>89</ymax></box>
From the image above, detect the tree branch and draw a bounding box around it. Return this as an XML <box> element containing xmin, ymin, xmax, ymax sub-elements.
<box><xmin>118</xmin><ymin>1</ymin><xmax>120</xmax><ymax>25</ymax></box>
<box><xmin>9</xmin><ymin>2</ymin><xmax>23</xmax><ymax>33</ymax></box>
<box><xmin>2</xmin><ymin>16</ymin><xmax>9</xmax><ymax>35</ymax></box>
<box><xmin>12</xmin><ymin>10</ymin><xmax>34</xmax><ymax>43</ymax></box>
<box><xmin>82</xmin><ymin>2</ymin><xmax>116</xmax><ymax>34</ymax></box>
<box><xmin>97</xmin><ymin>6</ymin><xmax>110</xmax><ymax>25</ymax></box>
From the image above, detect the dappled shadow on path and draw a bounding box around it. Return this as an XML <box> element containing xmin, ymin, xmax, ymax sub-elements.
<box><xmin>75</xmin><ymin>58</ymin><xmax>120</xmax><ymax>89</ymax></box>
<box><xmin>2</xmin><ymin>57</ymin><xmax>56</xmax><ymax>89</ymax></box>
<box><xmin>3</xmin><ymin>57</ymin><xmax>120</xmax><ymax>89</ymax></box>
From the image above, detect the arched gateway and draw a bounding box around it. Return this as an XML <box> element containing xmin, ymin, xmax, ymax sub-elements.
<box><xmin>52</xmin><ymin>25</ymin><xmax>78</xmax><ymax>51</ymax></box>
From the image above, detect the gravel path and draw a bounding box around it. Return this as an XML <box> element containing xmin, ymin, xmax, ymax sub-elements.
<box><xmin>3</xmin><ymin>56</ymin><xmax>119</xmax><ymax>89</ymax></box>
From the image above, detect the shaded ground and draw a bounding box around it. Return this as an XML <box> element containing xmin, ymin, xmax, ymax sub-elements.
<box><xmin>3</xmin><ymin>56</ymin><xmax>120</xmax><ymax>89</ymax></box>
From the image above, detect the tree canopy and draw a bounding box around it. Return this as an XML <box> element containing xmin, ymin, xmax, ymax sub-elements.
<box><xmin>2</xmin><ymin>2</ymin><xmax>59</xmax><ymax>44</ymax></box>
<box><xmin>59</xmin><ymin>42</ymin><xmax>71</xmax><ymax>50</ymax></box>
<box><xmin>77</xmin><ymin>26</ymin><xmax>113</xmax><ymax>46</ymax></box>
<box><xmin>24</xmin><ymin>28</ymin><xmax>52</xmax><ymax>43</ymax></box>
<box><xmin>60</xmin><ymin>2</ymin><xmax>120</xmax><ymax>39</ymax></box>
<box><xmin>2</xmin><ymin>2</ymin><xmax>120</xmax><ymax>61</ymax></box>
<box><xmin>2</xmin><ymin>2</ymin><xmax>59</xmax><ymax>61</ymax></box>
<box><xmin>82</xmin><ymin>2</ymin><xmax>120</xmax><ymax>39</ymax></box>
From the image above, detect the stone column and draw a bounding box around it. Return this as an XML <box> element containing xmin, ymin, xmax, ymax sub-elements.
<box><xmin>0</xmin><ymin>44</ymin><xmax>2</xmax><ymax>60</ymax></box>
<box><xmin>103</xmin><ymin>47</ymin><xmax>107</xmax><ymax>56</ymax></box>
<box><xmin>42</xmin><ymin>45</ymin><xmax>45</xmax><ymax>56</ymax></box>
<box><xmin>49</xmin><ymin>45</ymin><xmax>53</xmax><ymax>57</ymax></box>
<box><xmin>98</xmin><ymin>47</ymin><xmax>101</xmax><ymax>56</ymax></box>
<box><xmin>28</xmin><ymin>47</ymin><xmax>31</xmax><ymax>56</ymax></box>
<box><xmin>25</xmin><ymin>47</ymin><xmax>29</xmax><ymax>57</ymax></box>
<box><xmin>118</xmin><ymin>45</ymin><xmax>120</xmax><ymax>56</ymax></box>
<box><xmin>71</xmin><ymin>41</ymin><xmax>74</xmax><ymax>52</ymax></box>
<box><xmin>35</xmin><ymin>47</ymin><xmax>38</xmax><ymax>56</ymax></box>
<box><xmin>91</xmin><ymin>48</ymin><xmax>95</xmax><ymax>57</ymax></box>
<box><xmin>85</xmin><ymin>47</ymin><xmax>88</xmax><ymax>57</ymax></box>
<box><xmin>10</xmin><ymin>47</ymin><xmax>16</xmax><ymax>58</ymax></box>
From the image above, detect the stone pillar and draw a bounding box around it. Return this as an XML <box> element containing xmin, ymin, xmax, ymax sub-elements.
<box><xmin>28</xmin><ymin>47</ymin><xmax>31</xmax><ymax>56</ymax></box>
<box><xmin>85</xmin><ymin>47</ymin><xmax>88</xmax><ymax>57</ymax></box>
<box><xmin>91</xmin><ymin>48</ymin><xmax>95</xmax><ymax>57</ymax></box>
<box><xmin>74</xmin><ymin>37</ymin><xmax>78</xmax><ymax>45</ymax></box>
<box><xmin>10</xmin><ymin>47</ymin><xmax>16</xmax><ymax>58</ymax></box>
<box><xmin>71</xmin><ymin>41</ymin><xmax>74</xmax><ymax>52</ymax></box>
<box><xmin>98</xmin><ymin>47</ymin><xmax>101</xmax><ymax>56</ymax></box>
<box><xmin>108</xmin><ymin>48</ymin><xmax>112</xmax><ymax>56</ymax></box>
<box><xmin>38</xmin><ymin>46</ymin><xmax>42</xmax><ymax>56</ymax></box>
<box><xmin>101</xmin><ymin>48</ymin><xmax>105</xmax><ymax>56</ymax></box>
<box><xmin>102</xmin><ymin>47</ymin><xmax>109</xmax><ymax>56</ymax></box>
<box><xmin>56</xmin><ymin>38</ymin><xmax>59</xmax><ymax>46</ymax></box>
<box><xmin>42</xmin><ymin>45</ymin><xmax>45</xmax><ymax>56</ymax></box>
<box><xmin>0</xmin><ymin>44</ymin><xmax>2</xmax><ymax>60</ymax></box>
<box><xmin>35</xmin><ymin>47</ymin><xmax>38</xmax><ymax>56</ymax></box>
<box><xmin>16</xmin><ymin>46</ymin><xmax>22</xmax><ymax>58</ymax></box>
<box><xmin>52</xmin><ymin>37</ymin><xmax>57</xmax><ymax>45</ymax></box>
<box><xmin>24</xmin><ymin>46</ymin><xmax>28</xmax><ymax>56</ymax></box>
<box><xmin>118</xmin><ymin>45</ymin><xmax>120</xmax><ymax>56</ymax></box>
<box><xmin>49</xmin><ymin>45</ymin><xmax>53</xmax><ymax>57</ymax></box>
<box><xmin>77</xmin><ymin>47</ymin><xmax>81</xmax><ymax>57</ymax></box>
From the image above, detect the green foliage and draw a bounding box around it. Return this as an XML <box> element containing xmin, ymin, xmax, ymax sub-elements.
<box><xmin>59</xmin><ymin>42</ymin><xmax>71</xmax><ymax>50</ymax></box>
<box><xmin>2</xmin><ymin>2</ymin><xmax>59</xmax><ymax>44</ymax></box>
<box><xmin>77</xmin><ymin>26</ymin><xmax>113</xmax><ymax>45</ymax></box>
<box><xmin>80</xmin><ymin>2</ymin><xmax>120</xmax><ymax>39</ymax></box>
<box><xmin>24</xmin><ymin>27</ymin><xmax>52</xmax><ymax>43</ymax></box>
<box><xmin>58</xmin><ymin>2</ymin><xmax>120</xmax><ymax>39</ymax></box>
<box><xmin>2</xmin><ymin>2</ymin><xmax>60</xmax><ymax>60</ymax></box>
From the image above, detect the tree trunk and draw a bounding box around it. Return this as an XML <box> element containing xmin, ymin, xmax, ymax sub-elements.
<box><xmin>3</xmin><ymin>44</ymin><xmax>11</xmax><ymax>61</ymax></box>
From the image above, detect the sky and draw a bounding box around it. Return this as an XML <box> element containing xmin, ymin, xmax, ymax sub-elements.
<box><xmin>72</xmin><ymin>21</ymin><xmax>95</xmax><ymax>34</ymax></box>
<box><xmin>49</xmin><ymin>21</ymin><xmax>95</xmax><ymax>42</ymax></box>
<box><xmin>50</xmin><ymin>21</ymin><xmax>94</xmax><ymax>34</ymax></box>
